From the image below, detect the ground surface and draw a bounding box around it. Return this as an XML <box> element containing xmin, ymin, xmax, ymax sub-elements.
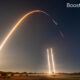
<box><xmin>0</xmin><ymin>74</ymin><xmax>80</xmax><ymax>80</ymax></box>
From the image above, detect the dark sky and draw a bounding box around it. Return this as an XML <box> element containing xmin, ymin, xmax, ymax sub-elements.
<box><xmin>0</xmin><ymin>0</ymin><xmax>80</xmax><ymax>73</ymax></box>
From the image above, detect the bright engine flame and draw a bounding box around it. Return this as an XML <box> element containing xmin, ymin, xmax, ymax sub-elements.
<box><xmin>47</xmin><ymin>48</ymin><xmax>51</xmax><ymax>74</ymax></box>
<box><xmin>47</xmin><ymin>48</ymin><xmax>56</xmax><ymax>74</ymax></box>
<box><xmin>51</xmin><ymin>48</ymin><xmax>56</xmax><ymax>73</ymax></box>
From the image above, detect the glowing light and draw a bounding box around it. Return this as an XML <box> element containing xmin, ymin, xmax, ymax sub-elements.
<box><xmin>47</xmin><ymin>48</ymin><xmax>51</xmax><ymax>74</ymax></box>
<box><xmin>0</xmin><ymin>10</ymin><xmax>57</xmax><ymax>50</ymax></box>
<box><xmin>47</xmin><ymin>48</ymin><xmax>56</xmax><ymax>74</ymax></box>
<box><xmin>51</xmin><ymin>48</ymin><xmax>56</xmax><ymax>73</ymax></box>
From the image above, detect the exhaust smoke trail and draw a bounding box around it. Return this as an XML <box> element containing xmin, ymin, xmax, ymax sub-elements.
<box><xmin>47</xmin><ymin>48</ymin><xmax>51</xmax><ymax>74</ymax></box>
<box><xmin>51</xmin><ymin>48</ymin><xmax>55</xmax><ymax>73</ymax></box>
<box><xmin>0</xmin><ymin>10</ymin><xmax>58</xmax><ymax>50</ymax></box>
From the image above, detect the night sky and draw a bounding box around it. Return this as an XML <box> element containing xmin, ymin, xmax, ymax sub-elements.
<box><xmin>0</xmin><ymin>0</ymin><xmax>80</xmax><ymax>73</ymax></box>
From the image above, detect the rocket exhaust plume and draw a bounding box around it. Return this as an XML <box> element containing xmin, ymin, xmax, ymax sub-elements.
<box><xmin>51</xmin><ymin>48</ymin><xmax>56</xmax><ymax>73</ymax></box>
<box><xmin>47</xmin><ymin>48</ymin><xmax>56</xmax><ymax>74</ymax></box>
<box><xmin>47</xmin><ymin>48</ymin><xmax>51</xmax><ymax>74</ymax></box>
<box><xmin>0</xmin><ymin>10</ymin><xmax>58</xmax><ymax>50</ymax></box>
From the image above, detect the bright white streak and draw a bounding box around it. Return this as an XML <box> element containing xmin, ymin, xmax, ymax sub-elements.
<box><xmin>51</xmin><ymin>48</ymin><xmax>56</xmax><ymax>73</ymax></box>
<box><xmin>0</xmin><ymin>10</ymin><xmax>57</xmax><ymax>50</ymax></box>
<box><xmin>47</xmin><ymin>48</ymin><xmax>51</xmax><ymax>74</ymax></box>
